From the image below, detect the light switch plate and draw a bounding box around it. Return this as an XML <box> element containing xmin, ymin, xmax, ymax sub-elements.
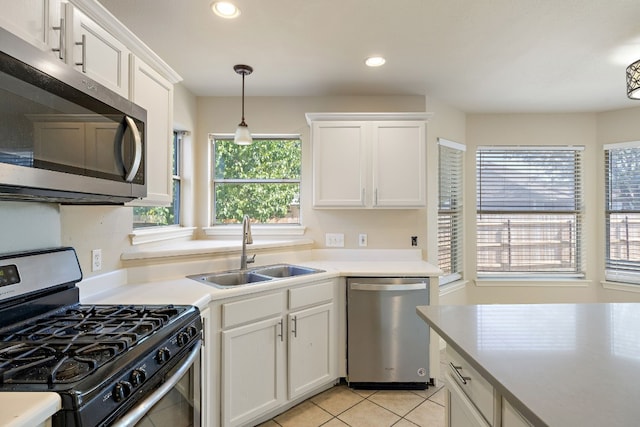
<box><xmin>325</xmin><ymin>233</ymin><xmax>345</xmax><ymax>247</ymax></box>
<box><xmin>359</xmin><ymin>234</ymin><xmax>368</xmax><ymax>247</ymax></box>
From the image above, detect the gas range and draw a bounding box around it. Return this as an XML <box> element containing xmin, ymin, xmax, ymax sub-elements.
<box><xmin>0</xmin><ymin>248</ymin><xmax>202</xmax><ymax>427</ymax></box>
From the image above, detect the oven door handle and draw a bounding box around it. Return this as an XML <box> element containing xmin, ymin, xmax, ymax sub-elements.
<box><xmin>112</xmin><ymin>340</ymin><xmax>201</xmax><ymax>427</ymax></box>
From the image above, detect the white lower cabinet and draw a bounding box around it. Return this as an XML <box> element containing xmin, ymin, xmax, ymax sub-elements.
<box><xmin>502</xmin><ymin>399</ymin><xmax>533</xmax><ymax>427</ymax></box>
<box><xmin>218</xmin><ymin>279</ymin><xmax>337</xmax><ymax>427</ymax></box>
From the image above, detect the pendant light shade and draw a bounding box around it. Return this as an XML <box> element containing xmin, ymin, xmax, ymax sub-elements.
<box><xmin>627</xmin><ymin>59</ymin><xmax>640</xmax><ymax>100</ymax></box>
<box><xmin>233</xmin><ymin>64</ymin><xmax>253</xmax><ymax>145</ymax></box>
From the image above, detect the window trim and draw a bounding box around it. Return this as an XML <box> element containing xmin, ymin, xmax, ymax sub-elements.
<box><xmin>209</xmin><ymin>133</ymin><xmax>302</xmax><ymax>227</ymax></box>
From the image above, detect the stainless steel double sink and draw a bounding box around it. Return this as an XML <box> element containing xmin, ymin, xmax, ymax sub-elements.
<box><xmin>187</xmin><ymin>264</ymin><xmax>325</xmax><ymax>289</ymax></box>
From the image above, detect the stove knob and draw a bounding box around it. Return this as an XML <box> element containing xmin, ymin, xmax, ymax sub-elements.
<box><xmin>113</xmin><ymin>381</ymin><xmax>132</xmax><ymax>402</ymax></box>
<box><xmin>130</xmin><ymin>369</ymin><xmax>146</xmax><ymax>387</ymax></box>
<box><xmin>177</xmin><ymin>331</ymin><xmax>190</xmax><ymax>347</ymax></box>
<box><xmin>187</xmin><ymin>326</ymin><xmax>198</xmax><ymax>338</ymax></box>
<box><xmin>156</xmin><ymin>347</ymin><xmax>171</xmax><ymax>364</ymax></box>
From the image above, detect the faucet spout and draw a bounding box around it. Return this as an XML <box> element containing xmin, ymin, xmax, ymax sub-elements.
<box><xmin>241</xmin><ymin>215</ymin><xmax>254</xmax><ymax>269</ymax></box>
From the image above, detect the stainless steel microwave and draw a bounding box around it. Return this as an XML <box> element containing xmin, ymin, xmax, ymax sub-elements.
<box><xmin>0</xmin><ymin>26</ymin><xmax>146</xmax><ymax>204</ymax></box>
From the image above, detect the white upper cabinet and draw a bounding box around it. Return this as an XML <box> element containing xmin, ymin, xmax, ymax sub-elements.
<box><xmin>67</xmin><ymin>4</ymin><xmax>130</xmax><ymax>97</ymax></box>
<box><xmin>129</xmin><ymin>57</ymin><xmax>174</xmax><ymax>205</ymax></box>
<box><xmin>0</xmin><ymin>0</ymin><xmax>63</xmax><ymax>57</ymax></box>
<box><xmin>307</xmin><ymin>113</ymin><xmax>431</xmax><ymax>209</ymax></box>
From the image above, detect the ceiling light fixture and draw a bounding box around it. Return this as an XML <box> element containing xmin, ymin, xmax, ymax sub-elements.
<box><xmin>628</xmin><ymin>59</ymin><xmax>640</xmax><ymax>99</ymax></box>
<box><xmin>233</xmin><ymin>64</ymin><xmax>253</xmax><ymax>145</ymax></box>
<box><xmin>211</xmin><ymin>2</ymin><xmax>240</xmax><ymax>19</ymax></box>
<box><xmin>365</xmin><ymin>56</ymin><xmax>386</xmax><ymax>67</ymax></box>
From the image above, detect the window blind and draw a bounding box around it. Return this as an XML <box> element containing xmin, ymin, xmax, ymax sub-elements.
<box><xmin>438</xmin><ymin>138</ymin><xmax>465</xmax><ymax>284</ymax></box>
<box><xmin>476</xmin><ymin>146</ymin><xmax>584</xmax><ymax>277</ymax></box>
<box><xmin>604</xmin><ymin>142</ymin><xmax>640</xmax><ymax>284</ymax></box>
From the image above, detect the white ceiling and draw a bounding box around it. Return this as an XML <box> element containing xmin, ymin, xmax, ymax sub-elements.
<box><xmin>97</xmin><ymin>0</ymin><xmax>640</xmax><ymax>113</ymax></box>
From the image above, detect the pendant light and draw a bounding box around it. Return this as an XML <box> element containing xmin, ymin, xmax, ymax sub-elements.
<box><xmin>628</xmin><ymin>59</ymin><xmax>640</xmax><ymax>100</ymax></box>
<box><xmin>233</xmin><ymin>64</ymin><xmax>253</xmax><ymax>145</ymax></box>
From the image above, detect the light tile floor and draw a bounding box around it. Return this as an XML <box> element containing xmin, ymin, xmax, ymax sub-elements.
<box><xmin>256</xmin><ymin>383</ymin><xmax>445</xmax><ymax>427</ymax></box>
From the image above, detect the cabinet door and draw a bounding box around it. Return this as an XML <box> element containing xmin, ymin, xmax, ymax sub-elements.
<box><xmin>288</xmin><ymin>303</ymin><xmax>334</xmax><ymax>400</ymax></box>
<box><xmin>446</xmin><ymin>378</ymin><xmax>491</xmax><ymax>427</ymax></box>
<box><xmin>130</xmin><ymin>56</ymin><xmax>173</xmax><ymax>205</ymax></box>
<box><xmin>502</xmin><ymin>399</ymin><xmax>533</xmax><ymax>427</ymax></box>
<box><xmin>221</xmin><ymin>317</ymin><xmax>285</xmax><ymax>427</ymax></box>
<box><xmin>312</xmin><ymin>122</ymin><xmax>367</xmax><ymax>207</ymax></box>
<box><xmin>0</xmin><ymin>0</ymin><xmax>62</xmax><ymax>55</ymax></box>
<box><xmin>372</xmin><ymin>121</ymin><xmax>426</xmax><ymax>207</ymax></box>
<box><xmin>69</xmin><ymin>5</ymin><xmax>129</xmax><ymax>97</ymax></box>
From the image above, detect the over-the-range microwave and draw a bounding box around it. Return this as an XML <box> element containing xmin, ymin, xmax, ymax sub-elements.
<box><xmin>0</xmin><ymin>26</ymin><xmax>146</xmax><ymax>204</ymax></box>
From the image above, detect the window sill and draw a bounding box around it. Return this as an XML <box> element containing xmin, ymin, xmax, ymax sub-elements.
<box><xmin>475</xmin><ymin>278</ymin><xmax>591</xmax><ymax>287</ymax></box>
<box><xmin>130</xmin><ymin>226</ymin><xmax>197</xmax><ymax>245</ymax></box>
<box><xmin>601</xmin><ymin>281</ymin><xmax>640</xmax><ymax>293</ymax></box>
<box><xmin>439</xmin><ymin>280</ymin><xmax>468</xmax><ymax>296</ymax></box>
<box><xmin>203</xmin><ymin>224</ymin><xmax>306</xmax><ymax>238</ymax></box>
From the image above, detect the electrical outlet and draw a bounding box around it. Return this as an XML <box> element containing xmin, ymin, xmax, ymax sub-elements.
<box><xmin>411</xmin><ymin>236</ymin><xmax>418</xmax><ymax>246</ymax></box>
<box><xmin>325</xmin><ymin>233</ymin><xmax>345</xmax><ymax>247</ymax></box>
<box><xmin>359</xmin><ymin>233</ymin><xmax>368</xmax><ymax>247</ymax></box>
<box><xmin>91</xmin><ymin>249</ymin><xmax>102</xmax><ymax>272</ymax></box>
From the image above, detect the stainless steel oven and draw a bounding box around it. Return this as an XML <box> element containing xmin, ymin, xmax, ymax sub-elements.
<box><xmin>0</xmin><ymin>247</ymin><xmax>202</xmax><ymax>427</ymax></box>
<box><xmin>115</xmin><ymin>340</ymin><xmax>201</xmax><ymax>427</ymax></box>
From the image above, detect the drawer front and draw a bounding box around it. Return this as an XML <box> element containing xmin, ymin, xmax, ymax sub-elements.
<box><xmin>446</xmin><ymin>346</ymin><xmax>494</xmax><ymax>424</ymax></box>
<box><xmin>289</xmin><ymin>281</ymin><xmax>333</xmax><ymax>310</ymax></box>
<box><xmin>222</xmin><ymin>293</ymin><xmax>283</xmax><ymax>328</ymax></box>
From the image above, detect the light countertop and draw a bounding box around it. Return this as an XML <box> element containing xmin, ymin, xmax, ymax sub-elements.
<box><xmin>0</xmin><ymin>393</ymin><xmax>61</xmax><ymax>427</ymax></box>
<box><xmin>417</xmin><ymin>303</ymin><xmax>640</xmax><ymax>427</ymax></box>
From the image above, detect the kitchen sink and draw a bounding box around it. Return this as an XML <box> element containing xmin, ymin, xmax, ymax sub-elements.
<box><xmin>187</xmin><ymin>264</ymin><xmax>324</xmax><ymax>289</ymax></box>
<box><xmin>187</xmin><ymin>271</ymin><xmax>273</xmax><ymax>288</ymax></box>
<box><xmin>252</xmin><ymin>264</ymin><xmax>324</xmax><ymax>278</ymax></box>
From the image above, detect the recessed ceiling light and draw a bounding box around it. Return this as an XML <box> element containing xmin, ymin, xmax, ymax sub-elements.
<box><xmin>365</xmin><ymin>56</ymin><xmax>386</xmax><ymax>67</ymax></box>
<box><xmin>211</xmin><ymin>1</ymin><xmax>241</xmax><ymax>19</ymax></box>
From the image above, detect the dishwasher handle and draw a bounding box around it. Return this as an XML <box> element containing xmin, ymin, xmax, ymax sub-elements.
<box><xmin>349</xmin><ymin>282</ymin><xmax>427</xmax><ymax>292</ymax></box>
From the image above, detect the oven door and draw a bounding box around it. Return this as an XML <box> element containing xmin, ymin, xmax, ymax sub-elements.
<box><xmin>112</xmin><ymin>340</ymin><xmax>201</xmax><ymax>427</ymax></box>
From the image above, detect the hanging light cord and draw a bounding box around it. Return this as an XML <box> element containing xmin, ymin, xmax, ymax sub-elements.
<box><xmin>240</xmin><ymin>71</ymin><xmax>246</xmax><ymax>125</ymax></box>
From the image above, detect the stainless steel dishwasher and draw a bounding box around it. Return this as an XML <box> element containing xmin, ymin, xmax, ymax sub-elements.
<box><xmin>347</xmin><ymin>277</ymin><xmax>430</xmax><ymax>389</ymax></box>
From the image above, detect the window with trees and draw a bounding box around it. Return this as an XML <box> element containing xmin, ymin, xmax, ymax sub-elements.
<box><xmin>212</xmin><ymin>135</ymin><xmax>301</xmax><ymax>225</ymax></box>
<box><xmin>438</xmin><ymin>138</ymin><xmax>465</xmax><ymax>285</ymax></box>
<box><xmin>605</xmin><ymin>141</ymin><xmax>640</xmax><ymax>284</ymax></box>
<box><xmin>133</xmin><ymin>131</ymin><xmax>182</xmax><ymax>228</ymax></box>
<box><xmin>476</xmin><ymin>146</ymin><xmax>584</xmax><ymax>278</ymax></box>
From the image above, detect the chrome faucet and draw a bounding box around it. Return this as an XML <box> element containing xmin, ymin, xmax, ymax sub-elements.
<box><xmin>240</xmin><ymin>214</ymin><xmax>255</xmax><ymax>269</ymax></box>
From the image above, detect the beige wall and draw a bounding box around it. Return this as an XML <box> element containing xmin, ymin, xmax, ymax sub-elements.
<box><xmin>195</xmin><ymin>96</ymin><xmax>440</xmax><ymax>257</ymax></box>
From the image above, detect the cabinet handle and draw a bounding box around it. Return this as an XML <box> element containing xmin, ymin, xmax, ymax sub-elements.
<box><xmin>449</xmin><ymin>362</ymin><xmax>471</xmax><ymax>385</ymax></box>
<box><xmin>51</xmin><ymin>18</ymin><xmax>65</xmax><ymax>61</ymax></box>
<box><xmin>277</xmin><ymin>319</ymin><xmax>284</xmax><ymax>342</ymax></box>
<box><xmin>75</xmin><ymin>34</ymin><xmax>86</xmax><ymax>73</ymax></box>
<box><xmin>291</xmin><ymin>316</ymin><xmax>297</xmax><ymax>338</ymax></box>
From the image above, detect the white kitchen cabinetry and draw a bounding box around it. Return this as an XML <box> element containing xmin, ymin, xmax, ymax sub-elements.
<box><xmin>67</xmin><ymin>4</ymin><xmax>130</xmax><ymax>97</ymax></box>
<box><xmin>129</xmin><ymin>57</ymin><xmax>174</xmax><ymax>205</ymax></box>
<box><xmin>0</xmin><ymin>0</ymin><xmax>63</xmax><ymax>58</ymax></box>
<box><xmin>218</xmin><ymin>279</ymin><xmax>337</xmax><ymax>427</ymax></box>
<box><xmin>445</xmin><ymin>345</ymin><xmax>495</xmax><ymax>427</ymax></box>
<box><xmin>306</xmin><ymin>113</ymin><xmax>431</xmax><ymax>208</ymax></box>
<box><xmin>502</xmin><ymin>399</ymin><xmax>533</xmax><ymax>427</ymax></box>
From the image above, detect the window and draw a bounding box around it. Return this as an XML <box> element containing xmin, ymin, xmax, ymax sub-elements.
<box><xmin>212</xmin><ymin>135</ymin><xmax>301</xmax><ymax>225</ymax></box>
<box><xmin>133</xmin><ymin>131</ymin><xmax>182</xmax><ymax>228</ymax></box>
<box><xmin>438</xmin><ymin>138</ymin><xmax>465</xmax><ymax>285</ymax></box>
<box><xmin>476</xmin><ymin>146</ymin><xmax>584</xmax><ymax>278</ymax></box>
<box><xmin>605</xmin><ymin>141</ymin><xmax>640</xmax><ymax>284</ymax></box>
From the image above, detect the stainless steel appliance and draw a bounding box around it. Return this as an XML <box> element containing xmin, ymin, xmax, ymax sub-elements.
<box><xmin>347</xmin><ymin>277</ymin><xmax>430</xmax><ymax>389</ymax></box>
<box><xmin>0</xmin><ymin>26</ymin><xmax>146</xmax><ymax>204</ymax></box>
<box><xmin>0</xmin><ymin>247</ymin><xmax>202</xmax><ymax>426</ymax></box>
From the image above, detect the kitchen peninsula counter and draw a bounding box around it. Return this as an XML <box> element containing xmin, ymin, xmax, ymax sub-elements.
<box><xmin>417</xmin><ymin>303</ymin><xmax>640</xmax><ymax>427</ymax></box>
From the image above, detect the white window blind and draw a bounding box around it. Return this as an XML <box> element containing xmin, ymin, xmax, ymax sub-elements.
<box><xmin>604</xmin><ymin>141</ymin><xmax>640</xmax><ymax>284</ymax></box>
<box><xmin>476</xmin><ymin>146</ymin><xmax>584</xmax><ymax>277</ymax></box>
<box><xmin>438</xmin><ymin>138</ymin><xmax>465</xmax><ymax>284</ymax></box>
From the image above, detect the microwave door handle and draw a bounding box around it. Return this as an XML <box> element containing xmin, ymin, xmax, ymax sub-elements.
<box><xmin>111</xmin><ymin>340</ymin><xmax>201</xmax><ymax>427</ymax></box>
<box><xmin>122</xmin><ymin>116</ymin><xmax>142</xmax><ymax>182</ymax></box>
